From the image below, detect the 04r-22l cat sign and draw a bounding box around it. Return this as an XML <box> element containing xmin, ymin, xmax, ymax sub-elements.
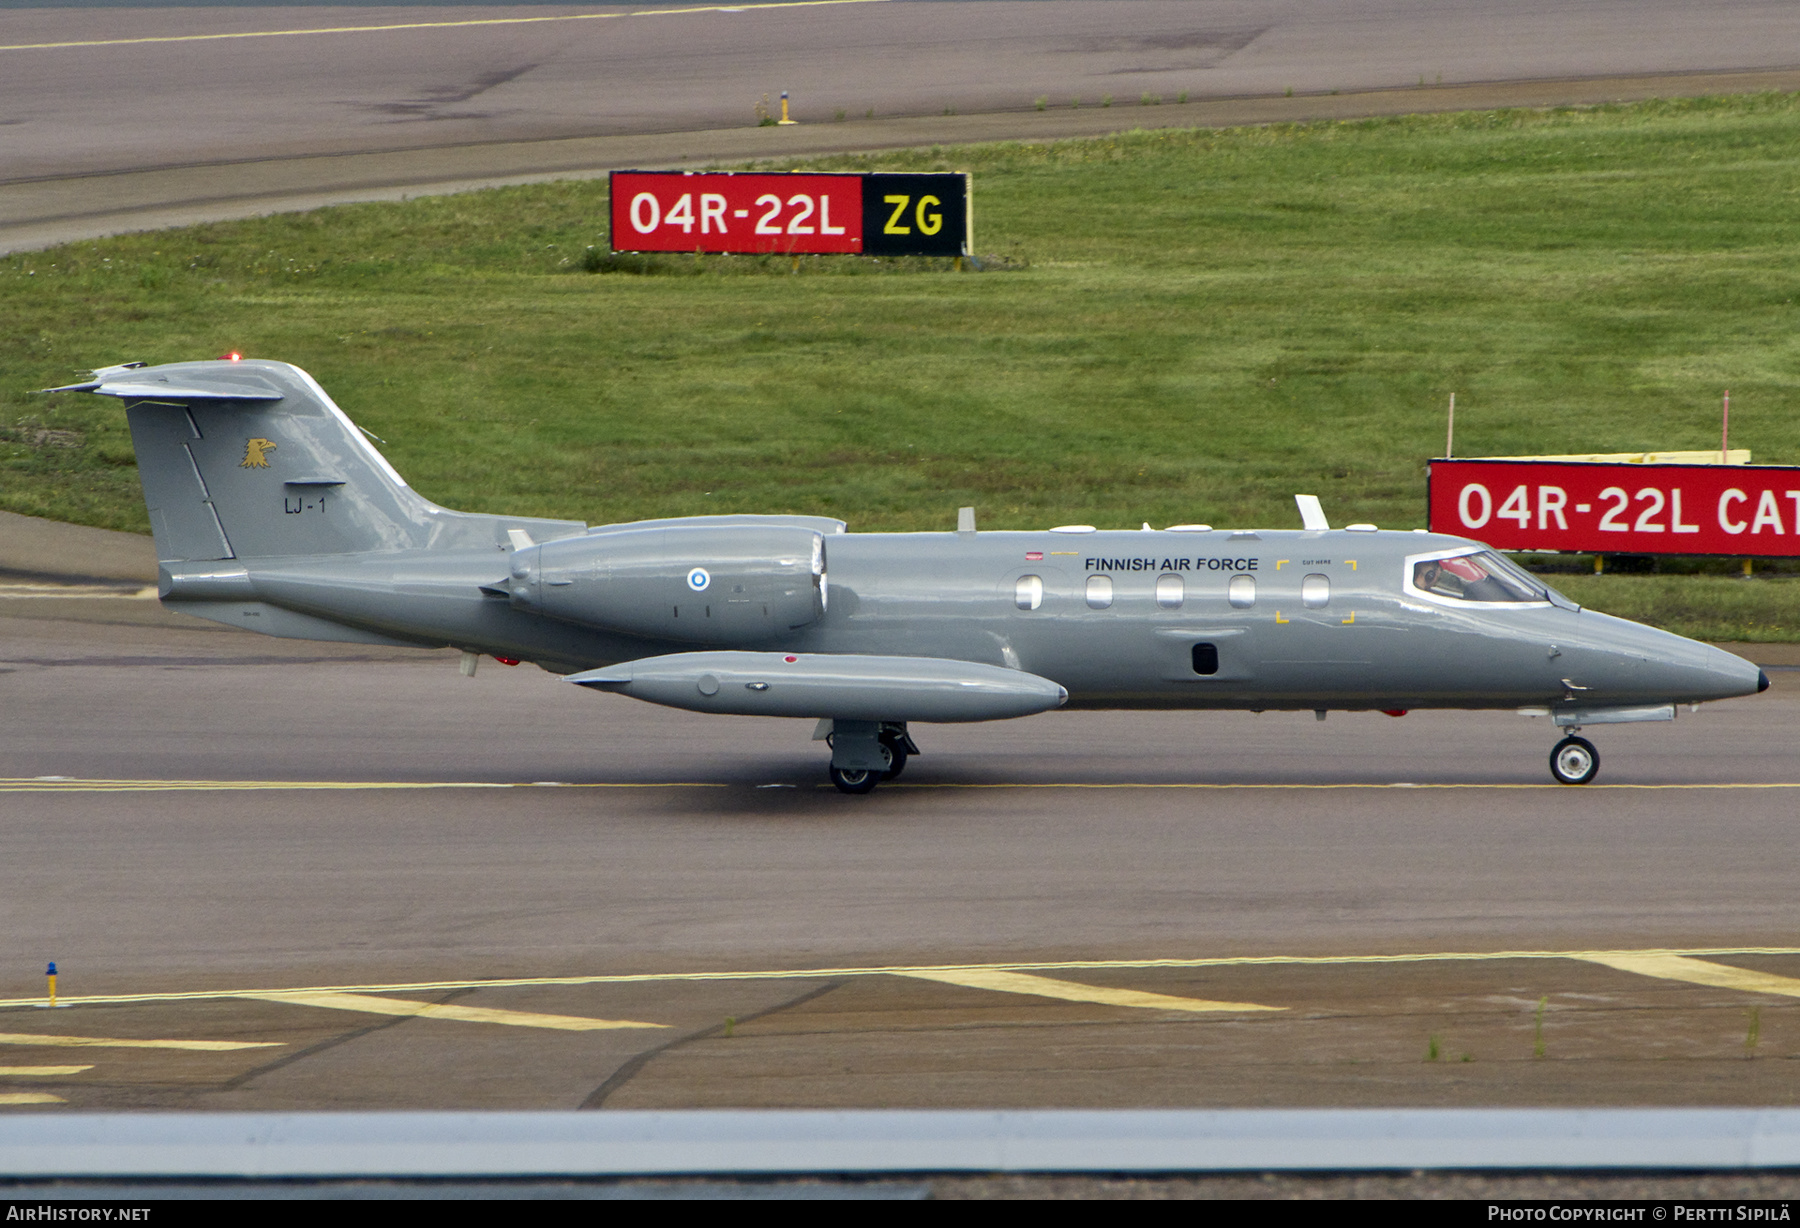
<box><xmin>609</xmin><ymin>171</ymin><xmax>971</xmax><ymax>257</ymax></box>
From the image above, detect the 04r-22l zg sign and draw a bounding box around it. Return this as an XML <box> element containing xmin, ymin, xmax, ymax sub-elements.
<box><xmin>609</xmin><ymin>171</ymin><xmax>971</xmax><ymax>257</ymax></box>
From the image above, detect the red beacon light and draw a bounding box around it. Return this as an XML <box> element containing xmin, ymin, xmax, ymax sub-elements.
<box><xmin>219</xmin><ymin>351</ymin><xmax>242</xmax><ymax>362</ymax></box>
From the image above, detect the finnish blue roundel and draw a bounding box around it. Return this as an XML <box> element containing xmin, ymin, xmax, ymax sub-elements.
<box><xmin>686</xmin><ymin>567</ymin><xmax>711</xmax><ymax>592</ymax></box>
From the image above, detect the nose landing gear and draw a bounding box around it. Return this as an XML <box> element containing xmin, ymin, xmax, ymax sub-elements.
<box><xmin>1550</xmin><ymin>735</ymin><xmax>1600</xmax><ymax>785</ymax></box>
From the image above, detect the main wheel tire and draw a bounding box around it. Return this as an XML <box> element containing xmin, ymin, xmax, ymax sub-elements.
<box><xmin>829</xmin><ymin>765</ymin><xmax>882</xmax><ymax>794</ymax></box>
<box><xmin>879</xmin><ymin>734</ymin><xmax>909</xmax><ymax>781</ymax></box>
<box><xmin>1549</xmin><ymin>736</ymin><xmax>1600</xmax><ymax>785</ymax></box>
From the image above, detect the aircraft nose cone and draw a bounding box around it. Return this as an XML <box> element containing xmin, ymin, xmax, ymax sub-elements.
<box><xmin>1759</xmin><ymin>669</ymin><xmax>1771</xmax><ymax>693</ymax></box>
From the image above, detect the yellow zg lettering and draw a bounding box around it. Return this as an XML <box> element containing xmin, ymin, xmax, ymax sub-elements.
<box><xmin>916</xmin><ymin>195</ymin><xmax>942</xmax><ymax>236</ymax></box>
<box><xmin>883</xmin><ymin>195</ymin><xmax>911</xmax><ymax>234</ymax></box>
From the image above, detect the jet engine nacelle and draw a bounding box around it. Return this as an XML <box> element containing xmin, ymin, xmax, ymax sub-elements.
<box><xmin>509</xmin><ymin>524</ymin><xmax>826</xmax><ymax>644</ymax></box>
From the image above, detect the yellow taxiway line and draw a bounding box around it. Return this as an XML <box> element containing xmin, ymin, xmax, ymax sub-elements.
<box><xmin>0</xmin><ymin>1066</ymin><xmax>92</xmax><ymax>1076</ymax></box>
<box><xmin>0</xmin><ymin>1031</ymin><xmax>280</xmax><ymax>1051</ymax></box>
<box><xmin>0</xmin><ymin>0</ymin><xmax>890</xmax><ymax>54</ymax></box>
<box><xmin>0</xmin><ymin>779</ymin><xmax>723</xmax><ymax>792</ymax></box>
<box><xmin>239</xmin><ymin>991</ymin><xmax>665</xmax><ymax>1031</ymax></box>
<box><xmin>5</xmin><ymin>777</ymin><xmax>1800</xmax><ymax>794</ymax></box>
<box><xmin>9</xmin><ymin>947</ymin><xmax>1800</xmax><ymax>1012</ymax></box>
<box><xmin>1576</xmin><ymin>953</ymin><xmax>1800</xmax><ymax>999</ymax></box>
<box><xmin>0</xmin><ymin>1094</ymin><xmax>64</xmax><ymax>1105</ymax></box>
<box><xmin>897</xmin><ymin>968</ymin><xmax>1282</xmax><ymax>1013</ymax></box>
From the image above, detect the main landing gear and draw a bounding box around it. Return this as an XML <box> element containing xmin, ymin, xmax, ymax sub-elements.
<box><xmin>826</xmin><ymin>723</ymin><xmax>916</xmax><ymax>794</ymax></box>
<box><xmin>1549</xmin><ymin>735</ymin><xmax>1600</xmax><ymax>785</ymax></box>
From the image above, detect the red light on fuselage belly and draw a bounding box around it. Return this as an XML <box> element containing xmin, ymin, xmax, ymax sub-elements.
<box><xmin>219</xmin><ymin>351</ymin><xmax>242</xmax><ymax>362</ymax></box>
<box><xmin>493</xmin><ymin>656</ymin><xmax>521</xmax><ymax>666</ymax></box>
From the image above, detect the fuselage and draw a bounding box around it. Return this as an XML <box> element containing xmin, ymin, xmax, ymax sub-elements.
<box><xmin>165</xmin><ymin>526</ymin><xmax>1763</xmax><ymax>714</ymax></box>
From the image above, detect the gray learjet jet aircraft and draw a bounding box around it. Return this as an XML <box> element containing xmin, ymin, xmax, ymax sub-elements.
<box><xmin>50</xmin><ymin>358</ymin><xmax>1768</xmax><ymax>792</ymax></box>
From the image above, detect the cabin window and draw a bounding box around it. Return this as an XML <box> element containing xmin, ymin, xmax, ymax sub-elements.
<box><xmin>1410</xmin><ymin>551</ymin><xmax>1546</xmax><ymax>603</ymax></box>
<box><xmin>1192</xmin><ymin>643</ymin><xmax>1219</xmax><ymax>675</ymax></box>
<box><xmin>1015</xmin><ymin>574</ymin><xmax>1043</xmax><ymax>610</ymax></box>
<box><xmin>1155</xmin><ymin>574</ymin><xmax>1184</xmax><ymax>610</ymax></box>
<box><xmin>1302</xmin><ymin>573</ymin><xmax>1330</xmax><ymax>609</ymax></box>
<box><xmin>1227</xmin><ymin>574</ymin><xmax>1256</xmax><ymax>609</ymax></box>
<box><xmin>1086</xmin><ymin>575</ymin><xmax>1113</xmax><ymax>609</ymax></box>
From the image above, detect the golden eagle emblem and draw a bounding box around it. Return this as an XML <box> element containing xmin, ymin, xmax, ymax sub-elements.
<box><xmin>241</xmin><ymin>438</ymin><xmax>277</xmax><ymax>469</ymax></box>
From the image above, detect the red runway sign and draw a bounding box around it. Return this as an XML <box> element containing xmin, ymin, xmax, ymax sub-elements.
<box><xmin>1429</xmin><ymin>459</ymin><xmax>1800</xmax><ymax>556</ymax></box>
<box><xmin>609</xmin><ymin>171</ymin><xmax>970</xmax><ymax>256</ymax></box>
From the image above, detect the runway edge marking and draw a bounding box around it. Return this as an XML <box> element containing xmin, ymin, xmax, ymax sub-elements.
<box><xmin>11</xmin><ymin>947</ymin><xmax>1800</xmax><ymax>1011</ymax></box>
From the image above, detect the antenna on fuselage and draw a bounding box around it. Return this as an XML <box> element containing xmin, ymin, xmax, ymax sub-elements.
<box><xmin>1295</xmin><ymin>494</ymin><xmax>1330</xmax><ymax>532</ymax></box>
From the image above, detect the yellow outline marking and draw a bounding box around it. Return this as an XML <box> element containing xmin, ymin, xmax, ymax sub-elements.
<box><xmin>897</xmin><ymin>968</ymin><xmax>1280</xmax><ymax>1013</ymax></box>
<box><xmin>0</xmin><ymin>1093</ymin><xmax>63</xmax><ymax>1105</ymax></box>
<box><xmin>11</xmin><ymin>947</ymin><xmax>1800</xmax><ymax>1011</ymax></box>
<box><xmin>0</xmin><ymin>0</ymin><xmax>890</xmax><ymax>54</ymax></box>
<box><xmin>1275</xmin><ymin>560</ymin><xmax>1289</xmax><ymax>570</ymax></box>
<box><xmin>1347</xmin><ymin>560</ymin><xmax>1358</xmax><ymax>570</ymax></box>
<box><xmin>1341</xmin><ymin>612</ymin><xmax>1355</xmax><ymax>624</ymax></box>
<box><xmin>239</xmin><ymin>991</ymin><xmax>665</xmax><ymax>1031</ymax></box>
<box><xmin>0</xmin><ymin>1066</ymin><xmax>92</xmax><ymax>1076</ymax></box>
<box><xmin>0</xmin><ymin>1032</ymin><xmax>279</xmax><ymax>1051</ymax></box>
<box><xmin>1577</xmin><ymin>953</ymin><xmax>1800</xmax><ymax>998</ymax></box>
<box><xmin>1274</xmin><ymin>610</ymin><xmax>1289</xmax><ymax>623</ymax></box>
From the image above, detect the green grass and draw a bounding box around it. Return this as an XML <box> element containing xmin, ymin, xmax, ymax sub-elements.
<box><xmin>8</xmin><ymin>93</ymin><xmax>1800</xmax><ymax>633</ymax></box>
<box><xmin>1551</xmin><ymin>574</ymin><xmax>1800</xmax><ymax>642</ymax></box>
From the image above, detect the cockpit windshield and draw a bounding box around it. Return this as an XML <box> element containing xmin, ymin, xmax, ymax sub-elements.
<box><xmin>1410</xmin><ymin>550</ymin><xmax>1547</xmax><ymax>604</ymax></box>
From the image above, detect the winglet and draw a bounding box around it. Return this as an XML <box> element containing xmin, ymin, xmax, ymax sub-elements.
<box><xmin>1295</xmin><ymin>494</ymin><xmax>1330</xmax><ymax>531</ymax></box>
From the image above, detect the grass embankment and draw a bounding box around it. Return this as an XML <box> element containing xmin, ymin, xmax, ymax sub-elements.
<box><xmin>1547</xmin><ymin>574</ymin><xmax>1800</xmax><ymax>643</ymax></box>
<box><xmin>6</xmin><ymin>93</ymin><xmax>1800</xmax><ymax>634</ymax></box>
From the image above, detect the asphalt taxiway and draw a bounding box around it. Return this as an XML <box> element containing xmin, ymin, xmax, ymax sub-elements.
<box><xmin>7</xmin><ymin>0</ymin><xmax>1800</xmax><ymax>250</ymax></box>
<box><xmin>4</xmin><ymin>514</ymin><xmax>1800</xmax><ymax>1112</ymax></box>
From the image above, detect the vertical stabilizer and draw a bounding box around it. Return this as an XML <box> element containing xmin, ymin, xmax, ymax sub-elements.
<box><xmin>70</xmin><ymin>360</ymin><xmax>435</xmax><ymax>562</ymax></box>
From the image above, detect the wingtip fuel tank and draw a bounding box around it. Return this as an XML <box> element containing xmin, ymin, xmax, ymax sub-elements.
<box><xmin>569</xmin><ymin>651</ymin><xmax>1069</xmax><ymax>722</ymax></box>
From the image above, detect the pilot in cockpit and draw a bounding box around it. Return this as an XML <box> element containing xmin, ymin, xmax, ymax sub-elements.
<box><xmin>1412</xmin><ymin>553</ymin><xmax>1545</xmax><ymax>603</ymax></box>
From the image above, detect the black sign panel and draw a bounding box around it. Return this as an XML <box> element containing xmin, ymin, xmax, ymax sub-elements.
<box><xmin>859</xmin><ymin>173</ymin><xmax>971</xmax><ymax>257</ymax></box>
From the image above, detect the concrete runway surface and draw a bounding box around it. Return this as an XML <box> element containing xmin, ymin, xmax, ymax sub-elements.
<box><xmin>4</xmin><ymin>515</ymin><xmax>1800</xmax><ymax>1112</ymax></box>
<box><xmin>5</xmin><ymin>0</ymin><xmax>1800</xmax><ymax>249</ymax></box>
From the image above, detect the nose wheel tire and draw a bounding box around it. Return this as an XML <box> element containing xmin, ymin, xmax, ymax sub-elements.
<box><xmin>1550</xmin><ymin>736</ymin><xmax>1600</xmax><ymax>785</ymax></box>
<box><xmin>829</xmin><ymin>765</ymin><xmax>882</xmax><ymax>794</ymax></box>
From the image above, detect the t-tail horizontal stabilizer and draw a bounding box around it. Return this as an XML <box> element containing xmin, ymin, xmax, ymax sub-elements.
<box><xmin>55</xmin><ymin>358</ymin><xmax>584</xmax><ymax>565</ymax></box>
